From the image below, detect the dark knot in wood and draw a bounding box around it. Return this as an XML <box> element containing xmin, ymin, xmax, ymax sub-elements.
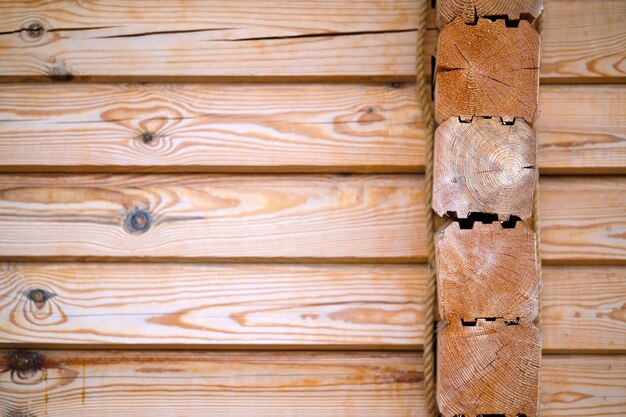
<box><xmin>49</xmin><ymin>66</ymin><xmax>74</xmax><ymax>82</ymax></box>
<box><xmin>24</xmin><ymin>22</ymin><xmax>45</xmax><ymax>40</ymax></box>
<box><xmin>124</xmin><ymin>208</ymin><xmax>152</xmax><ymax>234</ymax></box>
<box><xmin>27</xmin><ymin>288</ymin><xmax>53</xmax><ymax>308</ymax></box>
<box><xmin>3</xmin><ymin>350</ymin><xmax>45</xmax><ymax>381</ymax></box>
<box><xmin>141</xmin><ymin>131</ymin><xmax>155</xmax><ymax>144</ymax></box>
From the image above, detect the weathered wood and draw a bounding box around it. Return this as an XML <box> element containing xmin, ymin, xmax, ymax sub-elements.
<box><xmin>0</xmin><ymin>0</ymin><xmax>421</xmax><ymax>82</ymax></box>
<box><xmin>438</xmin><ymin>320</ymin><xmax>541</xmax><ymax>417</ymax></box>
<box><xmin>0</xmin><ymin>350</ymin><xmax>426</xmax><ymax>417</ymax></box>
<box><xmin>537</xmin><ymin>85</ymin><xmax>626</xmax><ymax>174</ymax></box>
<box><xmin>540</xmin><ymin>176</ymin><xmax>626</xmax><ymax>264</ymax></box>
<box><xmin>541</xmin><ymin>0</ymin><xmax>626</xmax><ymax>82</ymax></box>
<box><xmin>0</xmin><ymin>83</ymin><xmax>424</xmax><ymax>173</ymax></box>
<box><xmin>541</xmin><ymin>355</ymin><xmax>626</xmax><ymax>416</ymax></box>
<box><xmin>0</xmin><ymin>174</ymin><xmax>424</xmax><ymax>262</ymax></box>
<box><xmin>436</xmin><ymin>221</ymin><xmax>537</xmax><ymax>323</ymax></box>
<box><xmin>433</xmin><ymin>117</ymin><xmax>537</xmax><ymax>219</ymax></box>
<box><xmin>435</xmin><ymin>18</ymin><xmax>540</xmax><ymax>124</ymax></box>
<box><xmin>437</xmin><ymin>0</ymin><xmax>544</xmax><ymax>27</ymax></box>
<box><xmin>0</xmin><ymin>263</ymin><xmax>425</xmax><ymax>348</ymax></box>
<box><xmin>542</xmin><ymin>265</ymin><xmax>626</xmax><ymax>353</ymax></box>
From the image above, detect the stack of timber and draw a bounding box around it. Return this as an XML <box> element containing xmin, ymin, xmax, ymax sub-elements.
<box><xmin>0</xmin><ymin>1</ymin><xmax>624</xmax><ymax>416</ymax></box>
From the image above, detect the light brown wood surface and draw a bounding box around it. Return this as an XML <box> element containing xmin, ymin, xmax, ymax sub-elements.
<box><xmin>435</xmin><ymin>18</ymin><xmax>540</xmax><ymax>124</ymax></box>
<box><xmin>542</xmin><ymin>265</ymin><xmax>626</xmax><ymax>353</ymax></box>
<box><xmin>0</xmin><ymin>263</ymin><xmax>425</xmax><ymax>348</ymax></box>
<box><xmin>541</xmin><ymin>0</ymin><xmax>626</xmax><ymax>82</ymax></box>
<box><xmin>436</xmin><ymin>222</ymin><xmax>538</xmax><ymax>323</ymax></box>
<box><xmin>433</xmin><ymin>117</ymin><xmax>537</xmax><ymax>219</ymax></box>
<box><xmin>541</xmin><ymin>355</ymin><xmax>626</xmax><ymax>416</ymax></box>
<box><xmin>0</xmin><ymin>83</ymin><xmax>424</xmax><ymax>173</ymax></box>
<box><xmin>0</xmin><ymin>84</ymin><xmax>622</xmax><ymax>174</ymax></box>
<box><xmin>438</xmin><ymin>320</ymin><xmax>541</xmax><ymax>417</ymax></box>
<box><xmin>537</xmin><ymin>85</ymin><xmax>626</xmax><ymax>174</ymax></box>
<box><xmin>0</xmin><ymin>174</ymin><xmax>424</xmax><ymax>262</ymax></box>
<box><xmin>437</xmin><ymin>0</ymin><xmax>543</xmax><ymax>27</ymax></box>
<box><xmin>0</xmin><ymin>0</ymin><xmax>421</xmax><ymax>82</ymax></box>
<box><xmin>0</xmin><ymin>350</ymin><xmax>426</xmax><ymax>417</ymax></box>
<box><xmin>540</xmin><ymin>176</ymin><xmax>626</xmax><ymax>264</ymax></box>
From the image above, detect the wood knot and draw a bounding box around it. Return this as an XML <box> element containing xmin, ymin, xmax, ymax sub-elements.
<box><xmin>49</xmin><ymin>66</ymin><xmax>74</xmax><ymax>82</ymax></box>
<box><xmin>389</xmin><ymin>82</ymin><xmax>404</xmax><ymax>89</ymax></box>
<box><xmin>21</xmin><ymin>21</ymin><xmax>45</xmax><ymax>41</ymax></box>
<box><xmin>27</xmin><ymin>288</ymin><xmax>54</xmax><ymax>308</ymax></box>
<box><xmin>140</xmin><ymin>131</ymin><xmax>156</xmax><ymax>144</ymax></box>
<box><xmin>4</xmin><ymin>350</ymin><xmax>45</xmax><ymax>381</ymax></box>
<box><xmin>124</xmin><ymin>208</ymin><xmax>152</xmax><ymax>234</ymax></box>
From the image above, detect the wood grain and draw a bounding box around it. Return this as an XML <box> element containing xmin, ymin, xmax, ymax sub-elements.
<box><xmin>436</xmin><ymin>222</ymin><xmax>538</xmax><ymax>323</ymax></box>
<box><xmin>541</xmin><ymin>355</ymin><xmax>626</xmax><ymax>416</ymax></box>
<box><xmin>433</xmin><ymin>117</ymin><xmax>537</xmax><ymax>219</ymax></box>
<box><xmin>438</xmin><ymin>320</ymin><xmax>541</xmax><ymax>417</ymax></box>
<box><xmin>435</xmin><ymin>18</ymin><xmax>540</xmax><ymax>124</ymax></box>
<box><xmin>539</xmin><ymin>176</ymin><xmax>626</xmax><ymax>264</ymax></box>
<box><xmin>0</xmin><ymin>174</ymin><xmax>425</xmax><ymax>262</ymax></box>
<box><xmin>0</xmin><ymin>0</ymin><xmax>422</xmax><ymax>82</ymax></box>
<box><xmin>540</xmin><ymin>0</ymin><xmax>626</xmax><ymax>82</ymax></box>
<box><xmin>537</xmin><ymin>85</ymin><xmax>626</xmax><ymax>174</ymax></box>
<box><xmin>437</xmin><ymin>0</ymin><xmax>543</xmax><ymax>27</ymax></box>
<box><xmin>0</xmin><ymin>263</ymin><xmax>425</xmax><ymax>348</ymax></box>
<box><xmin>0</xmin><ymin>83</ymin><xmax>424</xmax><ymax>173</ymax></box>
<box><xmin>0</xmin><ymin>350</ymin><xmax>426</xmax><ymax>417</ymax></box>
<box><xmin>542</xmin><ymin>265</ymin><xmax>626</xmax><ymax>353</ymax></box>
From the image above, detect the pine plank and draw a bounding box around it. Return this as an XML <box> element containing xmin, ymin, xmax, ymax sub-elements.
<box><xmin>0</xmin><ymin>0</ymin><xmax>422</xmax><ymax>82</ymax></box>
<box><xmin>541</xmin><ymin>265</ymin><xmax>626</xmax><ymax>353</ymax></box>
<box><xmin>0</xmin><ymin>174</ymin><xmax>425</xmax><ymax>262</ymax></box>
<box><xmin>539</xmin><ymin>176</ymin><xmax>626</xmax><ymax>264</ymax></box>
<box><xmin>0</xmin><ymin>263</ymin><xmax>425</xmax><ymax>348</ymax></box>
<box><xmin>537</xmin><ymin>85</ymin><xmax>626</xmax><ymax>174</ymax></box>
<box><xmin>541</xmin><ymin>355</ymin><xmax>626</xmax><ymax>416</ymax></box>
<box><xmin>540</xmin><ymin>0</ymin><xmax>626</xmax><ymax>83</ymax></box>
<box><xmin>0</xmin><ymin>83</ymin><xmax>424</xmax><ymax>173</ymax></box>
<box><xmin>0</xmin><ymin>350</ymin><xmax>426</xmax><ymax>417</ymax></box>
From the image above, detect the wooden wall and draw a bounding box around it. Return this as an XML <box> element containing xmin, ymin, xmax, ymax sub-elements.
<box><xmin>0</xmin><ymin>1</ymin><xmax>624</xmax><ymax>415</ymax></box>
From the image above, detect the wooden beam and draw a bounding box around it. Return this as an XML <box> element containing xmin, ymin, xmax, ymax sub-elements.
<box><xmin>438</xmin><ymin>320</ymin><xmax>541</xmax><ymax>417</ymax></box>
<box><xmin>542</xmin><ymin>265</ymin><xmax>626</xmax><ymax>353</ymax></box>
<box><xmin>0</xmin><ymin>350</ymin><xmax>426</xmax><ymax>417</ymax></box>
<box><xmin>0</xmin><ymin>1</ymin><xmax>421</xmax><ymax>82</ymax></box>
<box><xmin>437</xmin><ymin>0</ymin><xmax>544</xmax><ymax>27</ymax></box>
<box><xmin>0</xmin><ymin>83</ymin><xmax>424</xmax><ymax>173</ymax></box>
<box><xmin>537</xmin><ymin>85</ymin><xmax>626</xmax><ymax>174</ymax></box>
<box><xmin>0</xmin><ymin>263</ymin><xmax>425</xmax><ymax>349</ymax></box>
<box><xmin>435</xmin><ymin>18</ymin><xmax>540</xmax><ymax>124</ymax></box>
<box><xmin>433</xmin><ymin>117</ymin><xmax>537</xmax><ymax>219</ymax></box>
<box><xmin>0</xmin><ymin>174</ymin><xmax>425</xmax><ymax>262</ymax></box>
<box><xmin>436</xmin><ymin>222</ymin><xmax>538</xmax><ymax>323</ymax></box>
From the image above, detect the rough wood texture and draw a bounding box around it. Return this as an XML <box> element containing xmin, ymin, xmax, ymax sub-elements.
<box><xmin>435</xmin><ymin>18</ymin><xmax>540</xmax><ymax>124</ymax></box>
<box><xmin>537</xmin><ymin>85</ymin><xmax>626</xmax><ymax>174</ymax></box>
<box><xmin>540</xmin><ymin>176</ymin><xmax>626</xmax><ymax>264</ymax></box>
<box><xmin>436</xmin><ymin>221</ymin><xmax>537</xmax><ymax>323</ymax></box>
<box><xmin>0</xmin><ymin>263</ymin><xmax>425</xmax><ymax>348</ymax></box>
<box><xmin>0</xmin><ymin>83</ymin><xmax>423</xmax><ymax>173</ymax></box>
<box><xmin>437</xmin><ymin>0</ymin><xmax>543</xmax><ymax>27</ymax></box>
<box><xmin>0</xmin><ymin>350</ymin><xmax>425</xmax><ymax>417</ymax></box>
<box><xmin>438</xmin><ymin>320</ymin><xmax>541</xmax><ymax>417</ymax></box>
<box><xmin>0</xmin><ymin>0</ymin><xmax>420</xmax><ymax>81</ymax></box>
<box><xmin>0</xmin><ymin>174</ymin><xmax>424</xmax><ymax>262</ymax></box>
<box><xmin>542</xmin><ymin>265</ymin><xmax>626</xmax><ymax>353</ymax></box>
<box><xmin>433</xmin><ymin>117</ymin><xmax>536</xmax><ymax>219</ymax></box>
<box><xmin>541</xmin><ymin>355</ymin><xmax>626</xmax><ymax>416</ymax></box>
<box><xmin>541</xmin><ymin>0</ymin><xmax>626</xmax><ymax>82</ymax></box>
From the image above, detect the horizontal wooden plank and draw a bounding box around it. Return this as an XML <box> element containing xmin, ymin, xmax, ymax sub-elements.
<box><xmin>537</xmin><ymin>85</ymin><xmax>626</xmax><ymax>174</ymax></box>
<box><xmin>0</xmin><ymin>174</ymin><xmax>425</xmax><ymax>262</ymax></box>
<box><xmin>541</xmin><ymin>355</ymin><xmax>626</xmax><ymax>416</ymax></box>
<box><xmin>0</xmin><ymin>1</ymin><xmax>422</xmax><ymax>82</ymax></box>
<box><xmin>0</xmin><ymin>85</ymin><xmax>622</xmax><ymax>174</ymax></box>
<box><xmin>541</xmin><ymin>266</ymin><xmax>626</xmax><ymax>353</ymax></box>
<box><xmin>0</xmin><ymin>350</ymin><xmax>425</xmax><ymax>417</ymax></box>
<box><xmin>540</xmin><ymin>0</ymin><xmax>626</xmax><ymax>83</ymax></box>
<box><xmin>0</xmin><ymin>83</ymin><xmax>425</xmax><ymax>173</ymax></box>
<box><xmin>0</xmin><ymin>263</ymin><xmax>425</xmax><ymax>348</ymax></box>
<box><xmin>539</xmin><ymin>176</ymin><xmax>626</xmax><ymax>264</ymax></box>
